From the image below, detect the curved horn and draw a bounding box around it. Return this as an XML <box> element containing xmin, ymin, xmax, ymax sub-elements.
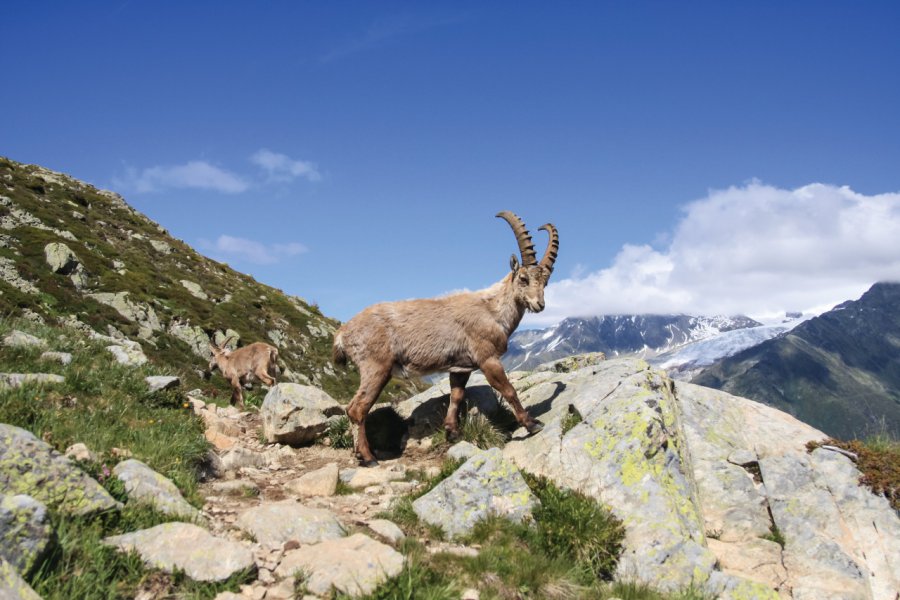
<box><xmin>538</xmin><ymin>223</ymin><xmax>559</xmax><ymax>273</ymax></box>
<box><xmin>496</xmin><ymin>211</ymin><xmax>537</xmax><ymax>266</ymax></box>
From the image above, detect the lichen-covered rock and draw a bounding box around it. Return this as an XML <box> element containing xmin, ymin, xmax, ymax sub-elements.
<box><xmin>413</xmin><ymin>448</ymin><xmax>537</xmax><ymax>540</ymax></box>
<box><xmin>168</xmin><ymin>320</ymin><xmax>211</xmax><ymax>358</ymax></box>
<box><xmin>0</xmin><ymin>373</ymin><xmax>65</xmax><ymax>389</ymax></box>
<box><xmin>447</xmin><ymin>441</ymin><xmax>481</xmax><ymax>462</ymax></box>
<box><xmin>236</xmin><ymin>501</ymin><xmax>344</xmax><ymax>547</ymax></box>
<box><xmin>0</xmin><ymin>495</ymin><xmax>52</xmax><ymax>578</ymax></box>
<box><xmin>103</xmin><ymin>522</ymin><xmax>254</xmax><ymax>582</ymax></box>
<box><xmin>113</xmin><ymin>459</ymin><xmax>200</xmax><ymax>521</ymax></box>
<box><xmin>261</xmin><ymin>384</ymin><xmax>344</xmax><ymax>445</ymax></box>
<box><xmin>2</xmin><ymin>331</ymin><xmax>45</xmax><ymax>348</ymax></box>
<box><xmin>0</xmin><ymin>557</ymin><xmax>42</xmax><ymax>600</ymax></box>
<box><xmin>534</xmin><ymin>351</ymin><xmax>606</xmax><ymax>373</ymax></box>
<box><xmin>275</xmin><ymin>533</ymin><xmax>404</xmax><ymax>597</ymax></box>
<box><xmin>145</xmin><ymin>375</ymin><xmax>180</xmax><ymax>393</ymax></box>
<box><xmin>0</xmin><ymin>424</ymin><xmax>121</xmax><ymax>516</ymax></box>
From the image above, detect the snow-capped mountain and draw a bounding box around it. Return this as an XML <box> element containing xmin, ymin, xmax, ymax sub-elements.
<box><xmin>504</xmin><ymin>314</ymin><xmax>761</xmax><ymax>371</ymax></box>
<box><xmin>648</xmin><ymin>315</ymin><xmax>807</xmax><ymax>381</ymax></box>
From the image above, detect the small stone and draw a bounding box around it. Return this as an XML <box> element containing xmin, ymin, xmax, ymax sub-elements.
<box><xmin>447</xmin><ymin>441</ymin><xmax>480</xmax><ymax>462</ymax></box>
<box><xmin>461</xmin><ymin>588</ymin><xmax>480</xmax><ymax>600</ymax></box>
<box><xmin>64</xmin><ymin>442</ymin><xmax>95</xmax><ymax>462</ymax></box>
<box><xmin>286</xmin><ymin>463</ymin><xmax>339</xmax><ymax>497</ymax></box>
<box><xmin>145</xmin><ymin>375</ymin><xmax>180</xmax><ymax>393</ymax></box>
<box><xmin>366</xmin><ymin>519</ymin><xmax>405</xmax><ymax>544</ymax></box>
<box><xmin>209</xmin><ymin>480</ymin><xmax>260</xmax><ymax>497</ymax></box>
<box><xmin>40</xmin><ymin>351</ymin><xmax>72</xmax><ymax>365</ymax></box>
<box><xmin>111</xmin><ymin>447</ymin><xmax>133</xmax><ymax>458</ymax></box>
<box><xmin>266</xmin><ymin>577</ymin><xmax>296</xmax><ymax>600</ymax></box>
<box><xmin>257</xmin><ymin>568</ymin><xmax>274</xmax><ymax>584</ymax></box>
<box><xmin>3</xmin><ymin>330</ymin><xmax>46</xmax><ymax>348</ymax></box>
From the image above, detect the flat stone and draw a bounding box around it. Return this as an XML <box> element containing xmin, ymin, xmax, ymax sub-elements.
<box><xmin>365</xmin><ymin>519</ymin><xmax>405</xmax><ymax>544</ymax></box>
<box><xmin>106</xmin><ymin>343</ymin><xmax>148</xmax><ymax>366</ymax></box>
<box><xmin>235</xmin><ymin>501</ymin><xmax>344</xmax><ymax>547</ymax></box>
<box><xmin>208</xmin><ymin>480</ymin><xmax>259</xmax><ymax>497</ymax></box>
<box><xmin>114</xmin><ymin>459</ymin><xmax>200</xmax><ymax>521</ymax></box>
<box><xmin>275</xmin><ymin>533</ymin><xmax>404</xmax><ymax>597</ymax></box>
<box><xmin>145</xmin><ymin>376</ymin><xmax>180</xmax><ymax>393</ymax></box>
<box><xmin>447</xmin><ymin>441</ymin><xmax>480</xmax><ymax>462</ymax></box>
<box><xmin>286</xmin><ymin>463</ymin><xmax>338</xmax><ymax>497</ymax></box>
<box><xmin>104</xmin><ymin>522</ymin><xmax>254</xmax><ymax>582</ymax></box>
<box><xmin>340</xmin><ymin>464</ymin><xmax>406</xmax><ymax>489</ymax></box>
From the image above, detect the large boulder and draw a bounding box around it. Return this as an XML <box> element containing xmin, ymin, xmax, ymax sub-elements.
<box><xmin>500</xmin><ymin>357</ymin><xmax>900</xmax><ymax>599</ymax></box>
<box><xmin>0</xmin><ymin>424</ymin><xmax>121</xmax><ymax>516</ymax></box>
<box><xmin>0</xmin><ymin>495</ymin><xmax>53</xmax><ymax>577</ymax></box>
<box><xmin>235</xmin><ymin>501</ymin><xmax>344</xmax><ymax>547</ymax></box>
<box><xmin>43</xmin><ymin>242</ymin><xmax>87</xmax><ymax>288</ymax></box>
<box><xmin>261</xmin><ymin>384</ymin><xmax>344</xmax><ymax>445</ymax></box>
<box><xmin>412</xmin><ymin>448</ymin><xmax>537</xmax><ymax>540</ymax></box>
<box><xmin>275</xmin><ymin>533</ymin><xmax>404</xmax><ymax>597</ymax></box>
<box><xmin>113</xmin><ymin>459</ymin><xmax>201</xmax><ymax>521</ymax></box>
<box><xmin>103</xmin><ymin>522</ymin><xmax>254</xmax><ymax>582</ymax></box>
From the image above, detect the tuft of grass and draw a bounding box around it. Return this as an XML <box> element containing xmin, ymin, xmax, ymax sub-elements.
<box><xmin>807</xmin><ymin>435</ymin><xmax>900</xmax><ymax>511</ymax></box>
<box><xmin>761</xmin><ymin>523</ymin><xmax>785</xmax><ymax>548</ymax></box>
<box><xmin>459</xmin><ymin>413</ymin><xmax>506</xmax><ymax>449</ymax></box>
<box><xmin>325</xmin><ymin>415</ymin><xmax>354</xmax><ymax>449</ymax></box>
<box><xmin>561</xmin><ymin>405</ymin><xmax>583</xmax><ymax>435</ymax></box>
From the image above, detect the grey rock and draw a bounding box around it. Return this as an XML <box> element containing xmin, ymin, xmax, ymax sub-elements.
<box><xmin>286</xmin><ymin>463</ymin><xmax>338</xmax><ymax>497</ymax></box>
<box><xmin>0</xmin><ymin>495</ymin><xmax>52</xmax><ymax>577</ymax></box>
<box><xmin>0</xmin><ymin>557</ymin><xmax>42</xmax><ymax>600</ymax></box>
<box><xmin>64</xmin><ymin>443</ymin><xmax>95</xmax><ymax>462</ymax></box>
<box><xmin>235</xmin><ymin>501</ymin><xmax>344</xmax><ymax>547</ymax></box>
<box><xmin>113</xmin><ymin>459</ymin><xmax>200</xmax><ymax>521</ymax></box>
<box><xmin>534</xmin><ymin>352</ymin><xmax>606</xmax><ymax>373</ymax></box>
<box><xmin>103</xmin><ymin>522</ymin><xmax>254</xmax><ymax>582</ymax></box>
<box><xmin>275</xmin><ymin>533</ymin><xmax>404</xmax><ymax>597</ymax></box>
<box><xmin>149</xmin><ymin>239</ymin><xmax>171</xmax><ymax>254</ymax></box>
<box><xmin>447</xmin><ymin>441</ymin><xmax>481</xmax><ymax>462</ymax></box>
<box><xmin>340</xmin><ymin>464</ymin><xmax>406</xmax><ymax>489</ymax></box>
<box><xmin>145</xmin><ymin>376</ymin><xmax>180</xmax><ymax>393</ymax></box>
<box><xmin>261</xmin><ymin>384</ymin><xmax>344</xmax><ymax>445</ymax></box>
<box><xmin>88</xmin><ymin>292</ymin><xmax>162</xmax><ymax>333</ymax></box>
<box><xmin>106</xmin><ymin>342</ymin><xmax>147</xmax><ymax>366</ymax></box>
<box><xmin>179</xmin><ymin>280</ymin><xmax>208</xmax><ymax>300</ymax></box>
<box><xmin>0</xmin><ymin>424</ymin><xmax>121</xmax><ymax>516</ymax></box>
<box><xmin>395</xmin><ymin>375</ymin><xmax>500</xmax><ymax>431</ymax></box>
<box><xmin>208</xmin><ymin>480</ymin><xmax>259</xmax><ymax>497</ymax></box>
<box><xmin>219</xmin><ymin>447</ymin><xmax>267</xmax><ymax>471</ymax></box>
<box><xmin>0</xmin><ymin>373</ymin><xmax>65</xmax><ymax>389</ymax></box>
<box><xmin>168</xmin><ymin>320</ymin><xmax>210</xmax><ymax>358</ymax></box>
<box><xmin>43</xmin><ymin>242</ymin><xmax>87</xmax><ymax>288</ymax></box>
<box><xmin>365</xmin><ymin>519</ymin><xmax>405</xmax><ymax>544</ymax></box>
<box><xmin>0</xmin><ymin>257</ymin><xmax>39</xmax><ymax>295</ymax></box>
<box><xmin>39</xmin><ymin>351</ymin><xmax>72</xmax><ymax>366</ymax></box>
<box><xmin>413</xmin><ymin>448</ymin><xmax>537</xmax><ymax>540</ymax></box>
<box><xmin>2</xmin><ymin>331</ymin><xmax>45</xmax><ymax>348</ymax></box>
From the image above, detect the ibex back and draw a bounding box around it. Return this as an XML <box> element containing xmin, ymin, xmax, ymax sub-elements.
<box><xmin>333</xmin><ymin>211</ymin><xmax>558</xmax><ymax>466</ymax></box>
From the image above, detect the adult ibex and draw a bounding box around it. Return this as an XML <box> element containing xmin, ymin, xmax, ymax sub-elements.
<box><xmin>333</xmin><ymin>211</ymin><xmax>558</xmax><ymax>466</ymax></box>
<box><xmin>208</xmin><ymin>338</ymin><xmax>279</xmax><ymax>409</ymax></box>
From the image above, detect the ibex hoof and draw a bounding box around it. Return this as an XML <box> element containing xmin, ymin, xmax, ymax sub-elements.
<box><xmin>444</xmin><ymin>427</ymin><xmax>461</xmax><ymax>443</ymax></box>
<box><xmin>360</xmin><ymin>458</ymin><xmax>380</xmax><ymax>468</ymax></box>
<box><xmin>525</xmin><ymin>419</ymin><xmax>544</xmax><ymax>435</ymax></box>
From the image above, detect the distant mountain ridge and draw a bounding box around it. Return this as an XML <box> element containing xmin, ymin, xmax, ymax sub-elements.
<box><xmin>504</xmin><ymin>314</ymin><xmax>761</xmax><ymax>371</ymax></box>
<box><xmin>693</xmin><ymin>282</ymin><xmax>900</xmax><ymax>439</ymax></box>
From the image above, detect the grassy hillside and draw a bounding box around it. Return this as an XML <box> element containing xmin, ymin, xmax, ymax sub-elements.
<box><xmin>693</xmin><ymin>282</ymin><xmax>900</xmax><ymax>439</ymax></box>
<box><xmin>0</xmin><ymin>156</ymin><xmax>417</xmax><ymax>402</ymax></box>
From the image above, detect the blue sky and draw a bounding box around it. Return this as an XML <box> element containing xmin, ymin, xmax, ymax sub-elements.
<box><xmin>3</xmin><ymin>2</ymin><xmax>900</xmax><ymax>327</ymax></box>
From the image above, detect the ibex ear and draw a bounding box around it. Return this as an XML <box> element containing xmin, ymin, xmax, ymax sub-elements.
<box><xmin>509</xmin><ymin>254</ymin><xmax>520</xmax><ymax>273</ymax></box>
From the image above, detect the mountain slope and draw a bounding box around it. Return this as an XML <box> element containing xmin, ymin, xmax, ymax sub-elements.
<box><xmin>0</xmin><ymin>156</ymin><xmax>414</xmax><ymax>402</ymax></box>
<box><xmin>504</xmin><ymin>314</ymin><xmax>761</xmax><ymax>371</ymax></box>
<box><xmin>693</xmin><ymin>282</ymin><xmax>900</xmax><ymax>439</ymax></box>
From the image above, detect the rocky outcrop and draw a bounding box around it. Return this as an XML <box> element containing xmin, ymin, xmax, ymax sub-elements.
<box><xmin>498</xmin><ymin>357</ymin><xmax>900</xmax><ymax>599</ymax></box>
<box><xmin>113</xmin><ymin>459</ymin><xmax>201</xmax><ymax>521</ymax></box>
<box><xmin>260</xmin><ymin>384</ymin><xmax>344</xmax><ymax>445</ymax></box>
<box><xmin>88</xmin><ymin>292</ymin><xmax>162</xmax><ymax>338</ymax></box>
<box><xmin>44</xmin><ymin>242</ymin><xmax>87</xmax><ymax>289</ymax></box>
<box><xmin>103</xmin><ymin>522</ymin><xmax>254</xmax><ymax>582</ymax></box>
<box><xmin>105</xmin><ymin>342</ymin><xmax>148</xmax><ymax>366</ymax></box>
<box><xmin>413</xmin><ymin>448</ymin><xmax>538</xmax><ymax>540</ymax></box>
<box><xmin>0</xmin><ymin>424</ymin><xmax>121</xmax><ymax>516</ymax></box>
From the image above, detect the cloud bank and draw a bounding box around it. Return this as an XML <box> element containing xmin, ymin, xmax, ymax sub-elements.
<box><xmin>527</xmin><ymin>181</ymin><xmax>900</xmax><ymax>327</ymax></box>
<box><xmin>198</xmin><ymin>235</ymin><xmax>308</xmax><ymax>265</ymax></box>
<box><xmin>250</xmin><ymin>149</ymin><xmax>321</xmax><ymax>183</ymax></box>
<box><xmin>114</xmin><ymin>161</ymin><xmax>249</xmax><ymax>194</ymax></box>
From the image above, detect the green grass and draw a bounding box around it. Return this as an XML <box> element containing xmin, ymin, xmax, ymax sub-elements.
<box><xmin>324</xmin><ymin>415</ymin><xmax>354</xmax><ymax>449</ymax></box>
<box><xmin>0</xmin><ymin>317</ymin><xmax>240</xmax><ymax>598</ymax></box>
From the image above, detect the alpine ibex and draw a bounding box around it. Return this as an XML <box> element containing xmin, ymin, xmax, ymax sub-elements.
<box><xmin>333</xmin><ymin>211</ymin><xmax>558</xmax><ymax>466</ymax></box>
<box><xmin>208</xmin><ymin>338</ymin><xmax>279</xmax><ymax>408</ymax></box>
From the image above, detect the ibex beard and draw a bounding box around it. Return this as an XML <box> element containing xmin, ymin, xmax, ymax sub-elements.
<box><xmin>333</xmin><ymin>211</ymin><xmax>559</xmax><ymax>466</ymax></box>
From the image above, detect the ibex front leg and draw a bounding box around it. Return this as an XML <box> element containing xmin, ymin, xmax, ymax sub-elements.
<box><xmin>479</xmin><ymin>358</ymin><xmax>543</xmax><ymax>434</ymax></box>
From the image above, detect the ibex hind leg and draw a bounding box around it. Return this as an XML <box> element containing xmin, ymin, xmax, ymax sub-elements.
<box><xmin>444</xmin><ymin>371</ymin><xmax>471</xmax><ymax>441</ymax></box>
<box><xmin>346</xmin><ymin>365</ymin><xmax>392</xmax><ymax>467</ymax></box>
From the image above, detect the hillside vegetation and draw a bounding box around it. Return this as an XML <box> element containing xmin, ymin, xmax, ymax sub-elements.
<box><xmin>0</xmin><ymin>156</ymin><xmax>416</xmax><ymax>403</ymax></box>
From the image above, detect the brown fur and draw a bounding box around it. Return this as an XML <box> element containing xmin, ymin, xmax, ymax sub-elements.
<box><xmin>334</xmin><ymin>213</ymin><xmax>557</xmax><ymax>466</ymax></box>
<box><xmin>208</xmin><ymin>341</ymin><xmax>279</xmax><ymax>408</ymax></box>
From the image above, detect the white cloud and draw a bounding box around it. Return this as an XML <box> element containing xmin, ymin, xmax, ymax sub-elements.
<box><xmin>198</xmin><ymin>235</ymin><xmax>308</xmax><ymax>265</ymax></box>
<box><xmin>526</xmin><ymin>181</ymin><xmax>900</xmax><ymax>327</ymax></box>
<box><xmin>114</xmin><ymin>161</ymin><xmax>249</xmax><ymax>194</ymax></box>
<box><xmin>250</xmin><ymin>149</ymin><xmax>321</xmax><ymax>183</ymax></box>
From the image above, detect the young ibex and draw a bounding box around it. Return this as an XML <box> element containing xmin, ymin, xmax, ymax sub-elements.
<box><xmin>208</xmin><ymin>338</ymin><xmax>279</xmax><ymax>408</ymax></box>
<box><xmin>333</xmin><ymin>211</ymin><xmax>559</xmax><ymax>466</ymax></box>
